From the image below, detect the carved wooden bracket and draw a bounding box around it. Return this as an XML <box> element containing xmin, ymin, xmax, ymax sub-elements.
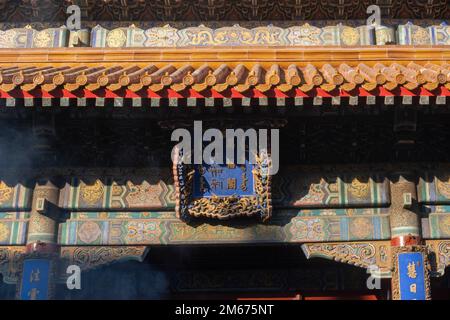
<box><xmin>301</xmin><ymin>241</ymin><xmax>392</xmax><ymax>277</ymax></box>
<box><xmin>425</xmin><ymin>240</ymin><xmax>450</xmax><ymax>277</ymax></box>
<box><xmin>0</xmin><ymin>246</ymin><xmax>27</xmax><ymax>284</ymax></box>
<box><xmin>58</xmin><ymin>246</ymin><xmax>149</xmax><ymax>281</ymax></box>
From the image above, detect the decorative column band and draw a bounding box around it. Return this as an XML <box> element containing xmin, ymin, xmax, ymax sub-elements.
<box><xmin>26</xmin><ymin>180</ymin><xmax>60</xmax><ymax>253</ymax></box>
<box><xmin>389</xmin><ymin>174</ymin><xmax>421</xmax><ymax>243</ymax></box>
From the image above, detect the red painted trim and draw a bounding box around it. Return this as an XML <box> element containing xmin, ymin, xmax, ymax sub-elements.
<box><xmin>146</xmin><ymin>89</ymin><xmax>161</xmax><ymax>98</ymax></box>
<box><xmin>339</xmin><ymin>89</ymin><xmax>350</xmax><ymax>97</ymax></box>
<box><xmin>316</xmin><ymin>88</ymin><xmax>332</xmax><ymax>98</ymax></box>
<box><xmin>378</xmin><ymin>87</ymin><xmax>394</xmax><ymax>97</ymax></box>
<box><xmin>188</xmin><ymin>88</ymin><xmax>204</xmax><ymax>98</ymax></box>
<box><xmin>294</xmin><ymin>88</ymin><xmax>309</xmax><ymax>97</ymax></box>
<box><xmin>0</xmin><ymin>89</ymin><xmax>11</xmax><ymax>98</ymax></box>
<box><xmin>26</xmin><ymin>242</ymin><xmax>59</xmax><ymax>254</ymax></box>
<box><xmin>438</xmin><ymin>86</ymin><xmax>450</xmax><ymax>96</ymax></box>
<box><xmin>399</xmin><ymin>86</ymin><xmax>415</xmax><ymax>96</ymax></box>
<box><xmin>230</xmin><ymin>88</ymin><xmax>244</xmax><ymax>98</ymax></box>
<box><xmin>358</xmin><ymin>87</ymin><xmax>373</xmax><ymax>97</ymax></box>
<box><xmin>81</xmin><ymin>88</ymin><xmax>96</xmax><ymax>98</ymax></box>
<box><xmin>1</xmin><ymin>85</ymin><xmax>449</xmax><ymax>99</ymax></box>
<box><xmin>210</xmin><ymin>89</ymin><xmax>224</xmax><ymax>98</ymax></box>
<box><xmin>273</xmin><ymin>88</ymin><xmax>288</xmax><ymax>98</ymax></box>
<box><xmin>391</xmin><ymin>235</ymin><xmax>421</xmax><ymax>247</ymax></box>
<box><xmin>60</xmin><ymin>89</ymin><xmax>76</xmax><ymax>98</ymax></box>
<box><xmin>165</xmin><ymin>88</ymin><xmax>182</xmax><ymax>98</ymax></box>
<box><xmin>419</xmin><ymin>87</ymin><xmax>433</xmax><ymax>96</ymax></box>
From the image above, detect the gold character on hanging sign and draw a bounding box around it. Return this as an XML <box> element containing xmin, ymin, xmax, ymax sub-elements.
<box><xmin>29</xmin><ymin>269</ymin><xmax>40</xmax><ymax>283</ymax></box>
<box><xmin>407</xmin><ymin>261</ymin><xmax>417</xmax><ymax>279</ymax></box>
<box><xmin>241</xmin><ymin>173</ymin><xmax>248</xmax><ymax>192</ymax></box>
<box><xmin>210</xmin><ymin>167</ymin><xmax>223</xmax><ymax>178</ymax></box>
<box><xmin>227</xmin><ymin>178</ymin><xmax>237</xmax><ymax>190</ymax></box>
<box><xmin>200</xmin><ymin>176</ymin><xmax>206</xmax><ymax>194</ymax></box>
<box><xmin>211</xmin><ymin>179</ymin><xmax>223</xmax><ymax>190</ymax></box>
<box><xmin>28</xmin><ymin>288</ymin><xmax>40</xmax><ymax>300</ymax></box>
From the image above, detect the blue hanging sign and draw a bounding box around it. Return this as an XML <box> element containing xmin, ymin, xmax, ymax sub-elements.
<box><xmin>193</xmin><ymin>162</ymin><xmax>255</xmax><ymax>198</ymax></box>
<box><xmin>398</xmin><ymin>252</ymin><xmax>427</xmax><ymax>300</ymax></box>
<box><xmin>19</xmin><ymin>259</ymin><xmax>51</xmax><ymax>300</ymax></box>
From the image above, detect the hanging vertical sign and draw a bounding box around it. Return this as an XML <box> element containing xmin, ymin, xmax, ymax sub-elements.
<box><xmin>19</xmin><ymin>259</ymin><xmax>51</xmax><ymax>300</ymax></box>
<box><xmin>397</xmin><ymin>252</ymin><xmax>427</xmax><ymax>300</ymax></box>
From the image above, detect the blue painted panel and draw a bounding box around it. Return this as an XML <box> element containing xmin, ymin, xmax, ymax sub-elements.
<box><xmin>20</xmin><ymin>259</ymin><xmax>50</xmax><ymax>300</ymax></box>
<box><xmin>193</xmin><ymin>163</ymin><xmax>255</xmax><ymax>198</ymax></box>
<box><xmin>398</xmin><ymin>252</ymin><xmax>426</xmax><ymax>300</ymax></box>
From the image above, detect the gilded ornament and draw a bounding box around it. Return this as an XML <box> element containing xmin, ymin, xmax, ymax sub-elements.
<box><xmin>341</xmin><ymin>27</ymin><xmax>360</xmax><ymax>46</ymax></box>
<box><xmin>81</xmin><ymin>180</ymin><xmax>104</xmax><ymax>204</ymax></box>
<box><xmin>349</xmin><ymin>217</ymin><xmax>372</xmax><ymax>239</ymax></box>
<box><xmin>99</xmin><ymin>212</ymin><xmax>109</xmax><ymax>219</ymax></box>
<box><xmin>0</xmin><ymin>30</ymin><xmax>16</xmax><ymax>48</ymax></box>
<box><xmin>126</xmin><ymin>181</ymin><xmax>161</xmax><ymax>207</ymax></box>
<box><xmin>412</xmin><ymin>28</ymin><xmax>430</xmax><ymax>45</ymax></box>
<box><xmin>29</xmin><ymin>214</ymin><xmax>53</xmax><ymax>233</ymax></box>
<box><xmin>126</xmin><ymin>221</ymin><xmax>158</xmax><ymax>243</ymax></box>
<box><xmin>169</xmin><ymin>223</ymin><xmax>247</xmax><ymax>242</ymax></box>
<box><xmin>348</xmin><ymin>178</ymin><xmax>370</xmax><ymax>198</ymax></box>
<box><xmin>439</xmin><ymin>215</ymin><xmax>450</xmax><ymax>237</ymax></box>
<box><xmin>288</xmin><ymin>24</ymin><xmax>322</xmax><ymax>45</ymax></box>
<box><xmin>33</xmin><ymin>31</ymin><xmax>52</xmax><ymax>48</ymax></box>
<box><xmin>0</xmin><ymin>182</ymin><xmax>13</xmax><ymax>204</ymax></box>
<box><xmin>112</xmin><ymin>184</ymin><xmax>123</xmax><ymax>196</ymax></box>
<box><xmin>0</xmin><ymin>223</ymin><xmax>9</xmax><ymax>242</ymax></box>
<box><xmin>376</xmin><ymin>28</ymin><xmax>392</xmax><ymax>44</ymax></box>
<box><xmin>106</xmin><ymin>29</ymin><xmax>127</xmax><ymax>48</ymax></box>
<box><xmin>183</xmin><ymin>25</ymin><xmax>281</xmax><ymax>46</ymax></box>
<box><xmin>299</xmin><ymin>180</ymin><xmax>326</xmax><ymax>203</ymax></box>
<box><xmin>290</xmin><ymin>218</ymin><xmax>325</xmax><ymax>241</ymax></box>
<box><xmin>78</xmin><ymin>221</ymin><xmax>102</xmax><ymax>244</ymax></box>
<box><xmin>436</xmin><ymin>178</ymin><xmax>450</xmax><ymax>199</ymax></box>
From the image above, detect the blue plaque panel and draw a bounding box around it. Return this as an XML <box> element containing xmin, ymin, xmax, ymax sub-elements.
<box><xmin>174</xmin><ymin>150</ymin><xmax>272</xmax><ymax>221</ymax></box>
<box><xmin>20</xmin><ymin>259</ymin><xmax>51</xmax><ymax>300</ymax></box>
<box><xmin>398</xmin><ymin>252</ymin><xmax>426</xmax><ymax>300</ymax></box>
<box><xmin>193</xmin><ymin>163</ymin><xmax>255</xmax><ymax>198</ymax></box>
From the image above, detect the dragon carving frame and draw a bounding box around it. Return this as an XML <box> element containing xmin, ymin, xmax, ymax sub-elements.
<box><xmin>174</xmin><ymin>150</ymin><xmax>272</xmax><ymax>221</ymax></box>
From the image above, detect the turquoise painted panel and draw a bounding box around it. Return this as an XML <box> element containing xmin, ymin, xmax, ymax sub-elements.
<box><xmin>59</xmin><ymin>169</ymin><xmax>390</xmax><ymax>210</ymax></box>
<box><xmin>0</xmin><ymin>220</ymin><xmax>28</xmax><ymax>245</ymax></box>
<box><xmin>418</xmin><ymin>175</ymin><xmax>450</xmax><ymax>205</ymax></box>
<box><xmin>427</xmin><ymin>213</ymin><xmax>450</xmax><ymax>239</ymax></box>
<box><xmin>0</xmin><ymin>182</ymin><xmax>32</xmax><ymax>211</ymax></box>
<box><xmin>58</xmin><ymin>211</ymin><xmax>390</xmax><ymax>245</ymax></box>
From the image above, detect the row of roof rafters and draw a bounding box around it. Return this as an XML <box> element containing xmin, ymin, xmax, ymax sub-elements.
<box><xmin>1</xmin><ymin>62</ymin><xmax>450</xmax><ymax>94</ymax></box>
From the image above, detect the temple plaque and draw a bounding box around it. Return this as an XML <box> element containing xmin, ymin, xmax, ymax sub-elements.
<box><xmin>397</xmin><ymin>252</ymin><xmax>427</xmax><ymax>300</ymax></box>
<box><xmin>174</xmin><ymin>156</ymin><xmax>272</xmax><ymax>221</ymax></box>
<box><xmin>19</xmin><ymin>259</ymin><xmax>52</xmax><ymax>300</ymax></box>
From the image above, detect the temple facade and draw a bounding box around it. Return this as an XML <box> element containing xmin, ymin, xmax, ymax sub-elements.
<box><xmin>0</xmin><ymin>0</ymin><xmax>449</xmax><ymax>300</ymax></box>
